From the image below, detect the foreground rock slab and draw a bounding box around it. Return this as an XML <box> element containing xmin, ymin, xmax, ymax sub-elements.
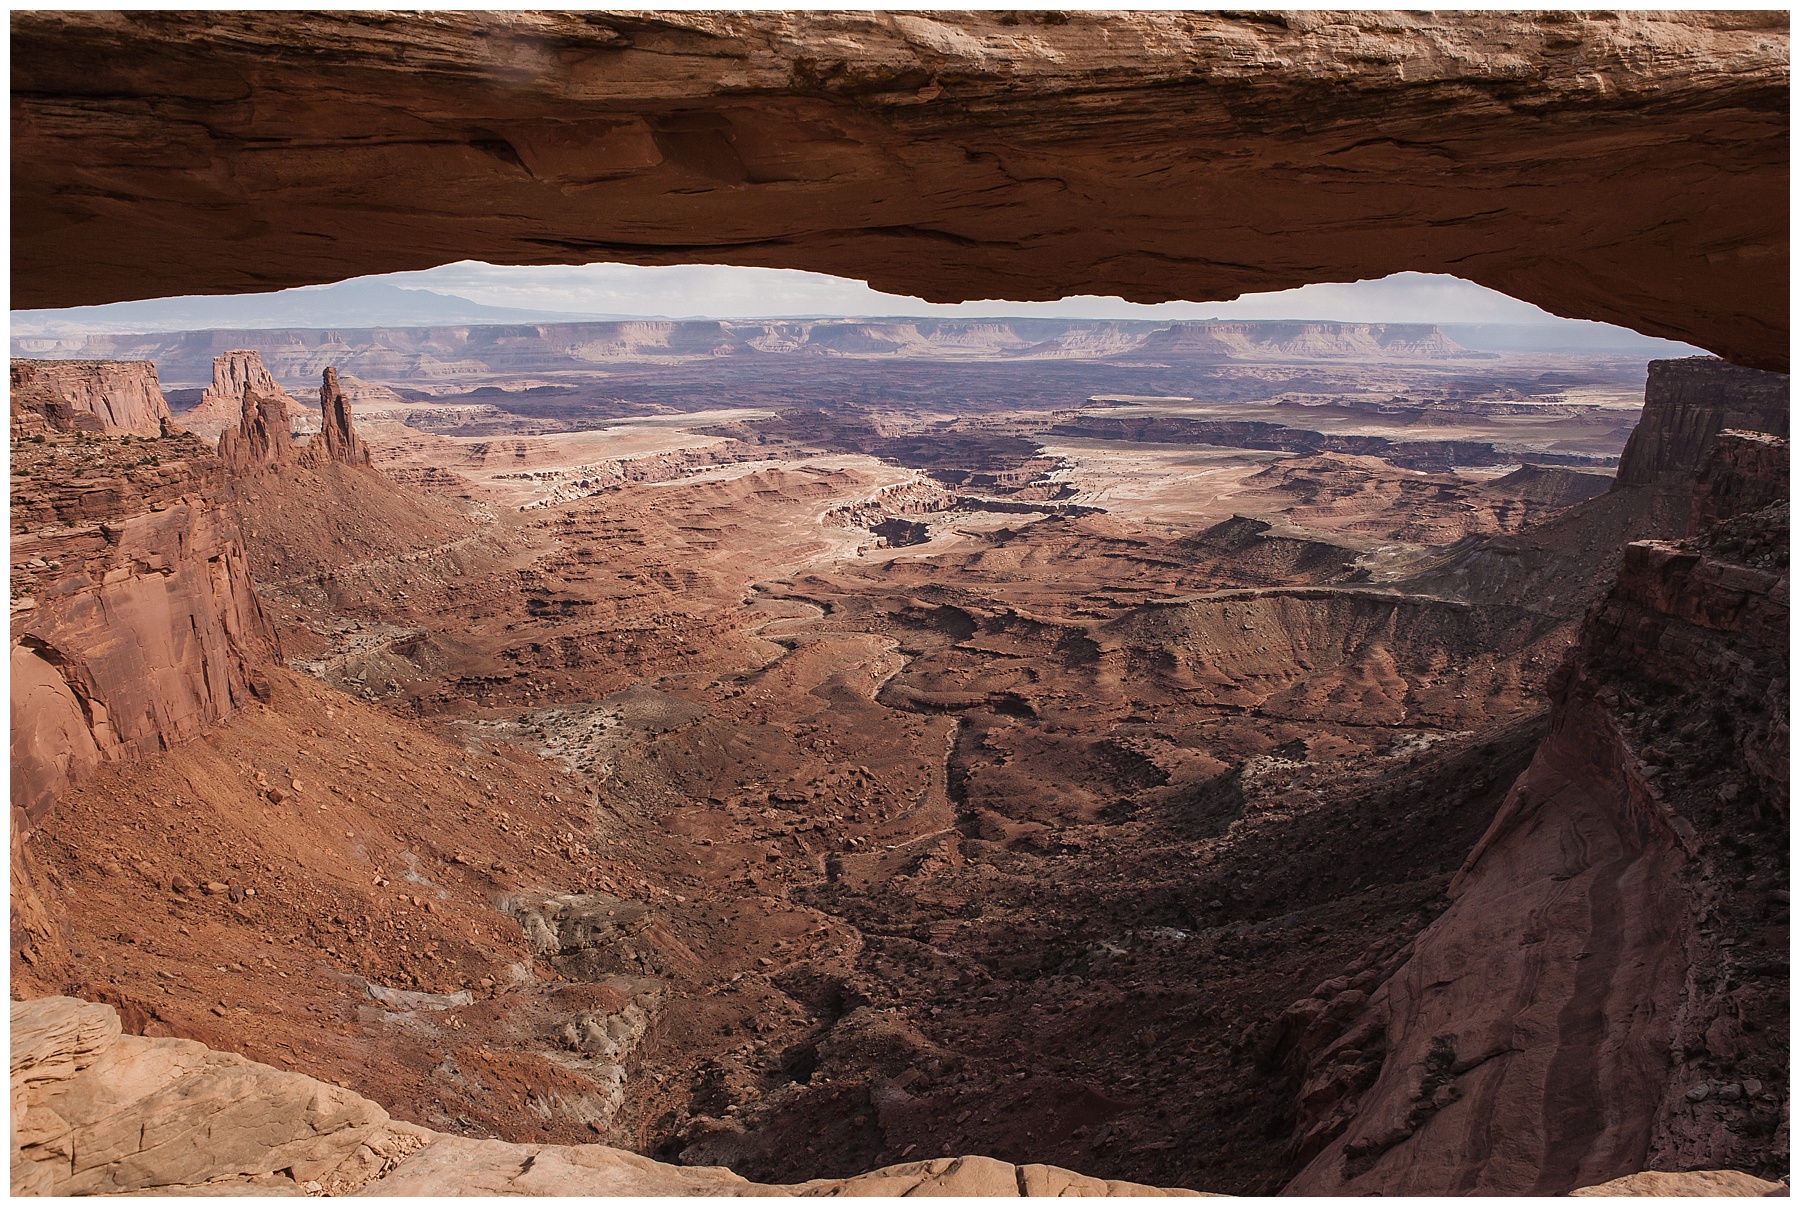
<box><xmin>11</xmin><ymin>997</ymin><xmax>1770</xmax><ymax>1197</ymax></box>
<box><xmin>10</xmin><ymin>997</ymin><xmax>1207</xmax><ymax>1197</ymax></box>
<box><xmin>1568</xmin><ymin>1170</ymin><xmax>1787</xmax><ymax>1197</ymax></box>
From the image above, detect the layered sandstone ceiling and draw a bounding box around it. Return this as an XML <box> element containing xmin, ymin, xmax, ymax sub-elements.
<box><xmin>9</xmin><ymin>10</ymin><xmax>1790</xmax><ymax>370</ymax></box>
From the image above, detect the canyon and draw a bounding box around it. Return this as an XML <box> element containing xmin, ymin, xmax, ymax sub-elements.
<box><xmin>9</xmin><ymin>8</ymin><xmax>1789</xmax><ymax>1199</ymax></box>
<box><xmin>8</xmin><ymin>335</ymin><xmax>1788</xmax><ymax>1196</ymax></box>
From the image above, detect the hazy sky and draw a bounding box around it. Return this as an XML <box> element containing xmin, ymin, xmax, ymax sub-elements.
<box><xmin>17</xmin><ymin>263</ymin><xmax>1695</xmax><ymax>351</ymax></box>
<box><xmin>379</xmin><ymin>262</ymin><xmax>1566</xmax><ymax>324</ymax></box>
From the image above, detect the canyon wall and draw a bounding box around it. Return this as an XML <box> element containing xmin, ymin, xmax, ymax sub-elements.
<box><xmin>9</xmin><ymin>359</ymin><xmax>170</xmax><ymax>437</ymax></box>
<box><xmin>10</xmin><ymin>432</ymin><xmax>281</xmax><ymax>825</ymax></box>
<box><xmin>1615</xmin><ymin>359</ymin><xmax>1790</xmax><ymax>489</ymax></box>
<box><xmin>1281</xmin><ymin>416</ymin><xmax>1789</xmax><ymax>1194</ymax></box>
<box><xmin>10</xmin><ymin>11</ymin><xmax>1787</xmax><ymax>369</ymax></box>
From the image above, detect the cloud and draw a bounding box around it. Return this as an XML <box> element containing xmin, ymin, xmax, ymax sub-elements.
<box><xmin>14</xmin><ymin>262</ymin><xmax>1696</xmax><ymax>351</ymax></box>
<box><xmin>381</xmin><ymin>262</ymin><xmax>1562</xmax><ymax>324</ymax></box>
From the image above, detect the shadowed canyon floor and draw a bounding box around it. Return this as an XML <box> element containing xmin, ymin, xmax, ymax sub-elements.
<box><xmin>10</xmin><ymin>350</ymin><xmax>1787</xmax><ymax>1195</ymax></box>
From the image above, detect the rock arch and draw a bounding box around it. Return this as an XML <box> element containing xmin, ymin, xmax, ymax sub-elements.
<box><xmin>9</xmin><ymin>10</ymin><xmax>1788</xmax><ymax>369</ymax></box>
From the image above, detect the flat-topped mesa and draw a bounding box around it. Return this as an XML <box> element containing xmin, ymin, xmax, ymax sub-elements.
<box><xmin>302</xmin><ymin>366</ymin><xmax>370</xmax><ymax>467</ymax></box>
<box><xmin>1614</xmin><ymin>358</ymin><xmax>1789</xmax><ymax>489</ymax></box>
<box><xmin>217</xmin><ymin>387</ymin><xmax>294</xmax><ymax>475</ymax></box>
<box><xmin>9</xmin><ymin>358</ymin><xmax>171</xmax><ymax>437</ymax></box>
<box><xmin>180</xmin><ymin>349</ymin><xmax>310</xmax><ymax>441</ymax></box>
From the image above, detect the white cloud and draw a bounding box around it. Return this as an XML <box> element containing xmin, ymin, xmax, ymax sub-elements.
<box><xmin>16</xmin><ymin>262</ymin><xmax>1694</xmax><ymax>352</ymax></box>
<box><xmin>381</xmin><ymin>262</ymin><xmax>1562</xmax><ymax>324</ymax></box>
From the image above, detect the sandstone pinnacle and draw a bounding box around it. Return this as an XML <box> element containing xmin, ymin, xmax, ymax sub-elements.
<box><xmin>308</xmin><ymin>365</ymin><xmax>371</xmax><ymax>468</ymax></box>
<box><xmin>218</xmin><ymin>387</ymin><xmax>294</xmax><ymax>475</ymax></box>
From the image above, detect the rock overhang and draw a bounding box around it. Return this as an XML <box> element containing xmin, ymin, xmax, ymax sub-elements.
<box><xmin>8</xmin><ymin>10</ymin><xmax>1789</xmax><ymax>370</ymax></box>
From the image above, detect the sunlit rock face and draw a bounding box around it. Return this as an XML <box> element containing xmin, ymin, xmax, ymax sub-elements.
<box><xmin>181</xmin><ymin>350</ymin><xmax>313</xmax><ymax>442</ymax></box>
<box><xmin>9</xmin><ymin>432</ymin><xmax>280</xmax><ymax>825</ymax></box>
<box><xmin>9</xmin><ymin>11</ymin><xmax>1788</xmax><ymax>369</ymax></box>
<box><xmin>9</xmin><ymin>359</ymin><xmax>171</xmax><ymax>437</ymax></box>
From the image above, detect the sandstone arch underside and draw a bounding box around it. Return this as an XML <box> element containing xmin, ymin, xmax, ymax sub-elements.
<box><xmin>8</xmin><ymin>10</ymin><xmax>1789</xmax><ymax>371</ymax></box>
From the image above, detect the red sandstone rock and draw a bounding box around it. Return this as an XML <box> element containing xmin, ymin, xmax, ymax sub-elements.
<box><xmin>218</xmin><ymin>388</ymin><xmax>295</xmax><ymax>476</ymax></box>
<box><xmin>1614</xmin><ymin>359</ymin><xmax>1790</xmax><ymax>489</ymax></box>
<box><xmin>9</xmin><ymin>359</ymin><xmax>171</xmax><ymax>437</ymax></box>
<box><xmin>1285</xmin><ymin>421</ymin><xmax>1789</xmax><ymax>1195</ymax></box>
<box><xmin>9</xmin><ymin>435</ymin><xmax>281</xmax><ymax>826</ymax></box>
<box><xmin>300</xmin><ymin>366</ymin><xmax>370</xmax><ymax>468</ymax></box>
<box><xmin>8</xmin><ymin>12</ymin><xmax>1787</xmax><ymax>369</ymax></box>
<box><xmin>1691</xmin><ymin>430</ymin><xmax>1790</xmax><ymax>536</ymax></box>
<box><xmin>181</xmin><ymin>350</ymin><xmax>311</xmax><ymax>441</ymax></box>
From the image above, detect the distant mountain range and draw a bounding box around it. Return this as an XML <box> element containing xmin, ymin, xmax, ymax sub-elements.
<box><xmin>12</xmin><ymin>278</ymin><xmax>1702</xmax><ymax>365</ymax></box>
<box><xmin>11</xmin><ymin>318</ymin><xmax>1538</xmax><ymax>391</ymax></box>
<box><xmin>9</xmin><ymin>278</ymin><xmax>619</xmax><ymax>335</ymax></box>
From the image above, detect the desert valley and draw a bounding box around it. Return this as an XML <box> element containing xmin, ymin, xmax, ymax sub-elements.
<box><xmin>11</xmin><ymin>315</ymin><xmax>1789</xmax><ymax>1196</ymax></box>
<box><xmin>8</xmin><ymin>9</ymin><xmax>1789</xmax><ymax>1201</ymax></box>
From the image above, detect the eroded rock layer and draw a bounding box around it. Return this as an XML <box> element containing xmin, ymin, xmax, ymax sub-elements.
<box><xmin>9</xmin><ymin>429</ymin><xmax>281</xmax><ymax>826</ymax></box>
<box><xmin>9</xmin><ymin>358</ymin><xmax>171</xmax><ymax>437</ymax></box>
<box><xmin>1283</xmin><ymin>428</ymin><xmax>1789</xmax><ymax>1194</ymax></box>
<box><xmin>9</xmin><ymin>11</ymin><xmax>1788</xmax><ymax>368</ymax></box>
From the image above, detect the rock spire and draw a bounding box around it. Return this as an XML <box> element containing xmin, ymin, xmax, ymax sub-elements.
<box><xmin>307</xmin><ymin>365</ymin><xmax>370</xmax><ymax>467</ymax></box>
<box><xmin>217</xmin><ymin>387</ymin><xmax>293</xmax><ymax>475</ymax></box>
<box><xmin>180</xmin><ymin>350</ymin><xmax>308</xmax><ymax>441</ymax></box>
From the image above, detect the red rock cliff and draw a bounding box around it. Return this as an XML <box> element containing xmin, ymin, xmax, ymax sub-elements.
<box><xmin>1282</xmin><ymin>431</ymin><xmax>1789</xmax><ymax>1194</ymax></box>
<box><xmin>10</xmin><ymin>432</ymin><xmax>281</xmax><ymax>827</ymax></box>
<box><xmin>10</xmin><ymin>358</ymin><xmax>172</xmax><ymax>437</ymax></box>
<box><xmin>1615</xmin><ymin>359</ymin><xmax>1790</xmax><ymax>489</ymax></box>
